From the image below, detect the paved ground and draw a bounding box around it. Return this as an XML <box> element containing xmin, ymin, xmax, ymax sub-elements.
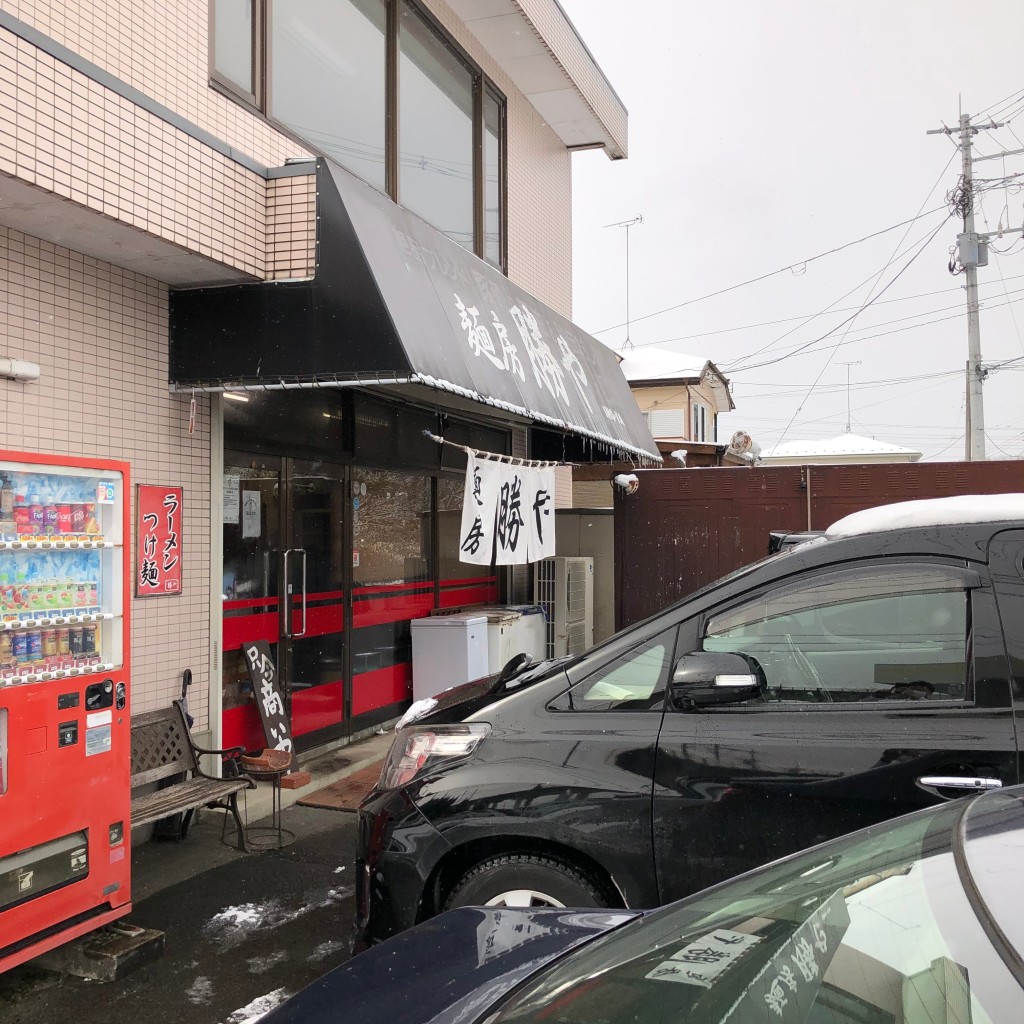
<box><xmin>0</xmin><ymin>731</ymin><xmax>394</xmax><ymax>1024</ymax></box>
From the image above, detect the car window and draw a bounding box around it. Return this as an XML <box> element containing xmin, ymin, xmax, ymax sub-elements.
<box><xmin>486</xmin><ymin>797</ymin><xmax>1024</xmax><ymax>1024</ymax></box>
<box><xmin>560</xmin><ymin>629</ymin><xmax>675</xmax><ymax>711</ymax></box>
<box><xmin>702</xmin><ymin>566</ymin><xmax>971</xmax><ymax>703</ymax></box>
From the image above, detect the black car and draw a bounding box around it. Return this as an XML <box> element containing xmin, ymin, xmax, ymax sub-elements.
<box><xmin>767</xmin><ymin>529</ymin><xmax>825</xmax><ymax>555</ymax></box>
<box><xmin>278</xmin><ymin>787</ymin><xmax>1024</xmax><ymax>1022</ymax></box>
<box><xmin>355</xmin><ymin>495</ymin><xmax>1024</xmax><ymax>947</ymax></box>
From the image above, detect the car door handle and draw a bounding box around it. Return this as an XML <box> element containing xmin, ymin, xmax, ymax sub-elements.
<box><xmin>917</xmin><ymin>775</ymin><xmax>1003</xmax><ymax>792</ymax></box>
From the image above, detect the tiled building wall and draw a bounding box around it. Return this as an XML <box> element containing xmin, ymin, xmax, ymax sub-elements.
<box><xmin>2</xmin><ymin>1</ymin><xmax>574</xmax><ymax>313</ymax></box>
<box><xmin>0</xmin><ymin>226</ymin><xmax>212</xmax><ymax>727</ymax></box>
<box><xmin>0</xmin><ymin>22</ymin><xmax>274</xmax><ymax>278</ymax></box>
<box><xmin>267</xmin><ymin>175</ymin><xmax>317</xmax><ymax>281</ymax></box>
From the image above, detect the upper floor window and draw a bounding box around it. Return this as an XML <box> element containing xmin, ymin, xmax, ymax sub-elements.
<box><xmin>211</xmin><ymin>0</ymin><xmax>262</xmax><ymax>106</ymax></box>
<box><xmin>691</xmin><ymin>400</ymin><xmax>709</xmax><ymax>442</ymax></box>
<box><xmin>210</xmin><ymin>0</ymin><xmax>506</xmax><ymax>270</ymax></box>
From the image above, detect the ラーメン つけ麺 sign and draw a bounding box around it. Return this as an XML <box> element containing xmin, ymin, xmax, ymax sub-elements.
<box><xmin>459</xmin><ymin>454</ymin><xmax>556</xmax><ymax>566</ymax></box>
<box><xmin>135</xmin><ymin>485</ymin><xmax>183</xmax><ymax>596</ymax></box>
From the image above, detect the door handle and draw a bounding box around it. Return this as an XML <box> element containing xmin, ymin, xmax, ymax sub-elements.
<box><xmin>917</xmin><ymin>775</ymin><xmax>1003</xmax><ymax>793</ymax></box>
<box><xmin>295</xmin><ymin>548</ymin><xmax>307</xmax><ymax>638</ymax></box>
<box><xmin>282</xmin><ymin>548</ymin><xmax>294</xmax><ymax>638</ymax></box>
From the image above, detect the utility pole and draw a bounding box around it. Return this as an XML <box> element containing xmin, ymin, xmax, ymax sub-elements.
<box><xmin>604</xmin><ymin>216</ymin><xmax>643</xmax><ymax>350</ymax></box>
<box><xmin>928</xmin><ymin>112</ymin><xmax>1016</xmax><ymax>460</ymax></box>
<box><xmin>839</xmin><ymin>360</ymin><xmax>861</xmax><ymax>434</ymax></box>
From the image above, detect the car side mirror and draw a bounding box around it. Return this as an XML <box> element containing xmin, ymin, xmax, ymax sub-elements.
<box><xmin>669</xmin><ymin>651</ymin><xmax>764</xmax><ymax>710</ymax></box>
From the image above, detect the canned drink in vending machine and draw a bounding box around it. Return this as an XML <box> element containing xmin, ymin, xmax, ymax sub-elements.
<box><xmin>12</xmin><ymin>631</ymin><xmax>28</xmax><ymax>662</ymax></box>
<box><xmin>71</xmin><ymin>503</ymin><xmax>86</xmax><ymax>533</ymax></box>
<box><xmin>57</xmin><ymin>504</ymin><xmax>73</xmax><ymax>533</ymax></box>
<box><xmin>43</xmin><ymin>504</ymin><xmax>59</xmax><ymax>536</ymax></box>
<box><xmin>68</xmin><ymin>626</ymin><xmax>83</xmax><ymax>656</ymax></box>
<box><xmin>81</xmin><ymin>623</ymin><xmax>98</xmax><ymax>655</ymax></box>
<box><xmin>41</xmin><ymin>629</ymin><xmax>57</xmax><ymax>658</ymax></box>
<box><xmin>56</xmin><ymin>627</ymin><xmax>70</xmax><ymax>655</ymax></box>
<box><xmin>83</xmin><ymin>503</ymin><xmax>99</xmax><ymax>536</ymax></box>
<box><xmin>26</xmin><ymin>630</ymin><xmax>42</xmax><ymax>661</ymax></box>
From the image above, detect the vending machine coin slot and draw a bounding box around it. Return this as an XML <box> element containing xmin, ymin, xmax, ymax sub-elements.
<box><xmin>84</xmin><ymin>679</ymin><xmax>114</xmax><ymax>711</ymax></box>
<box><xmin>115</xmin><ymin>682</ymin><xmax>126</xmax><ymax>710</ymax></box>
<box><xmin>58</xmin><ymin>721</ymin><xmax>78</xmax><ymax>747</ymax></box>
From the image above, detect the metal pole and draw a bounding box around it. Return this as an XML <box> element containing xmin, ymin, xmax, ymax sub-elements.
<box><xmin>960</xmin><ymin>113</ymin><xmax>986</xmax><ymax>461</ymax></box>
<box><xmin>839</xmin><ymin>360</ymin><xmax>860</xmax><ymax>434</ymax></box>
<box><xmin>604</xmin><ymin>216</ymin><xmax>643</xmax><ymax>350</ymax></box>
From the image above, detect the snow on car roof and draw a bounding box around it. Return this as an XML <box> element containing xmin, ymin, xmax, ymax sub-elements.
<box><xmin>826</xmin><ymin>493</ymin><xmax>1024</xmax><ymax>539</ymax></box>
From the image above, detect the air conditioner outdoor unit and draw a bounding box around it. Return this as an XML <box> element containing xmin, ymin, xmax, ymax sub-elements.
<box><xmin>534</xmin><ymin>556</ymin><xmax>594</xmax><ymax>659</ymax></box>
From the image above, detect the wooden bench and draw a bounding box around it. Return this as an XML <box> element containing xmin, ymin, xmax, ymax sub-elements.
<box><xmin>130</xmin><ymin>700</ymin><xmax>255</xmax><ymax>852</ymax></box>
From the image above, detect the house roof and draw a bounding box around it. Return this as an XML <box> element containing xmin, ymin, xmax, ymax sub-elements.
<box><xmin>616</xmin><ymin>347</ymin><xmax>735</xmax><ymax>413</ymax></box>
<box><xmin>616</xmin><ymin>348</ymin><xmax>711</xmax><ymax>383</ymax></box>
<box><xmin>760</xmin><ymin>433</ymin><xmax>923</xmax><ymax>460</ymax></box>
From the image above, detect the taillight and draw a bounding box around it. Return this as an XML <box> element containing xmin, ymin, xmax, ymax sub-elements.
<box><xmin>379</xmin><ymin>724</ymin><xmax>490</xmax><ymax>790</ymax></box>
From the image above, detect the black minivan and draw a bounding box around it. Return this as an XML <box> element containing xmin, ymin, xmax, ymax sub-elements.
<box><xmin>354</xmin><ymin>495</ymin><xmax>1024</xmax><ymax>946</ymax></box>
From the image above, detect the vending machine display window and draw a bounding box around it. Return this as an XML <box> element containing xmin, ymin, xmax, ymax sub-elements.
<box><xmin>0</xmin><ymin>463</ymin><xmax>124</xmax><ymax>685</ymax></box>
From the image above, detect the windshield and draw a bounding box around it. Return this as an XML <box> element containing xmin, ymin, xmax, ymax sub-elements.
<box><xmin>484</xmin><ymin>798</ymin><xmax>1024</xmax><ymax>1023</ymax></box>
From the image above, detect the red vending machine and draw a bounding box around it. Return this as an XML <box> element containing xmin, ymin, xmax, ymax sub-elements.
<box><xmin>0</xmin><ymin>451</ymin><xmax>131</xmax><ymax>972</ymax></box>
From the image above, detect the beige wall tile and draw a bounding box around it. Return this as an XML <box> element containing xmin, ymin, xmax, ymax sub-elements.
<box><xmin>0</xmin><ymin>226</ymin><xmax>213</xmax><ymax>729</ymax></box>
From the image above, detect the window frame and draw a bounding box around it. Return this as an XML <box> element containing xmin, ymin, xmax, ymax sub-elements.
<box><xmin>691</xmin><ymin>400</ymin><xmax>709</xmax><ymax>442</ymax></box>
<box><xmin>695</xmin><ymin>561</ymin><xmax>981</xmax><ymax>709</ymax></box>
<box><xmin>210</xmin><ymin>0</ymin><xmax>507</xmax><ymax>271</ymax></box>
<box><xmin>209</xmin><ymin>0</ymin><xmax>264</xmax><ymax>112</ymax></box>
<box><xmin>549</xmin><ymin>626</ymin><xmax>680</xmax><ymax>713</ymax></box>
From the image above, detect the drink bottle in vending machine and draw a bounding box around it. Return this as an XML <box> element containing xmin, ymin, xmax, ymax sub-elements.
<box><xmin>0</xmin><ymin>451</ymin><xmax>131</xmax><ymax>974</ymax></box>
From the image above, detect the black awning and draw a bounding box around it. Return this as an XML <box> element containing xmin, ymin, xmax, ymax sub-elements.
<box><xmin>170</xmin><ymin>158</ymin><xmax>659</xmax><ymax>463</ymax></box>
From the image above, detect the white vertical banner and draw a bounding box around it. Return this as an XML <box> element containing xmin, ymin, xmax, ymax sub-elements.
<box><xmin>494</xmin><ymin>465</ymin><xmax>527</xmax><ymax>565</ymax></box>
<box><xmin>527</xmin><ymin>465</ymin><xmax>556</xmax><ymax>561</ymax></box>
<box><xmin>460</xmin><ymin>455</ymin><xmax>558</xmax><ymax>566</ymax></box>
<box><xmin>459</xmin><ymin>453</ymin><xmax>500</xmax><ymax>565</ymax></box>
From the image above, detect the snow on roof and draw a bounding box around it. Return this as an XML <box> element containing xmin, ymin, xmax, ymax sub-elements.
<box><xmin>760</xmin><ymin>433</ymin><xmax>922</xmax><ymax>459</ymax></box>
<box><xmin>827</xmin><ymin>493</ymin><xmax>1024</xmax><ymax>539</ymax></box>
<box><xmin>617</xmin><ymin>348</ymin><xmax>710</xmax><ymax>383</ymax></box>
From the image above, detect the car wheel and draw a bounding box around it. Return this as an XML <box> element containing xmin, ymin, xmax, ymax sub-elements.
<box><xmin>443</xmin><ymin>853</ymin><xmax>609</xmax><ymax>911</ymax></box>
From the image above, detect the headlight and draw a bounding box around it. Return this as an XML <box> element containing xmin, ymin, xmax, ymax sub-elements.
<box><xmin>379</xmin><ymin>723</ymin><xmax>491</xmax><ymax>790</ymax></box>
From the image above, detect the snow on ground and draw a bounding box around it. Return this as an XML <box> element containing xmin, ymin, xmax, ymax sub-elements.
<box><xmin>309</xmin><ymin>939</ymin><xmax>346</xmax><ymax>961</ymax></box>
<box><xmin>219</xmin><ymin>988</ymin><xmax>291</xmax><ymax>1024</ymax></box>
<box><xmin>185</xmin><ymin>976</ymin><xmax>214</xmax><ymax>1005</ymax></box>
<box><xmin>202</xmin><ymin>888</ymin><xmax>354</xmax><ymax>949</ymax></box>
<box><xmin>246</xmin><ymin>951</ymin><xmax>287</xmax><ymax>973</ymax></box>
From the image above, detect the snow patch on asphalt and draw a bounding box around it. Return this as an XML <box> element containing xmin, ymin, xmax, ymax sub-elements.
<box><xmin>220</xmin><ymin>988</ymin><xmax>291</xmax><ymax>1024</ymax></box>
<box><xmin>309</xmin><ymin>938</ymin><xmax>345</xmax><ymax>961</ymax></box>
<box><xmin>203</xmin><ymin>889</ymin><xmax>355</xmax><ymax>949</ymax></box>
<box><xmin>185</xmin><ymin>976</ymin><xmax>214</xmax><ymax>1005</ymax></box>
<box><xmin>247</xmin><ymin>951</ymin><xmax>287</xmax><ymax>973</ymax></box>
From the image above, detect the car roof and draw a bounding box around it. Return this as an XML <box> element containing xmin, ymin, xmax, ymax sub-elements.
<box><xmin>827</xmin><ymin>493</ymin><xmax>1024</xmax><ymax>539</ymax></box>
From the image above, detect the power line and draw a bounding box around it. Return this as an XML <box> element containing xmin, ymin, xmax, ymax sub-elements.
<box><xmin>629</xmin><ymin>272</ymin><xmax>1024</xmax><ymax>350</ymax></box>
<box><xmin>587</xmin><ymin>204</ymin><xmax>951</xmax><ymax>336</ymax></box>
<box><xmin>730</xmin><ymin>291</ymin><xmax>1024</xmax><ymax>374</ymax></box>
<box><xmin>726</xmin><ymin>151</ymin><xmax>960</xmax><ymax>372</ymax></box>
<box><xmin>765</xmin><ymin>212</ymin><xmax>950</xmax><ymax>450</ymax></box>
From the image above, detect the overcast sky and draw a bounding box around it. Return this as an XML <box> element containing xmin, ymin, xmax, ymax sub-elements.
<box><xmin>560</xmin><ymin>0</ymin><xmax>1024</xmax><ymax>460</ymax></box>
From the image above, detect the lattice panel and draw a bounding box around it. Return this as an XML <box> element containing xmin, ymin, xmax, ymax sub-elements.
<box><xmin>130</xmin><ymin>716</ymin><xmax>193</xmax><ymax>776</ymax></box>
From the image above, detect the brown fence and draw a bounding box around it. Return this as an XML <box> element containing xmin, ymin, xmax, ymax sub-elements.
<box><xmin>613</xmin><ymin>461</ymin><xmax>1024</xmax><ymax>629</ymax></box>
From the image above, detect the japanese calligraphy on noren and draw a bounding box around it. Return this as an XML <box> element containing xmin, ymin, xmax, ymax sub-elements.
<box><xmin>459</xmin><ymin>454</ymin><xmax>556</xmax><ymax>566</ymax></box>
<box><xmin>242</xmin><ymin>640</ymin><xmax>292</xmax><ymax>754</ymax></box>
<box><xmin>135</xmin><ymin>485</ymin><xmax>183</xmax><ymax>596</ymax></box>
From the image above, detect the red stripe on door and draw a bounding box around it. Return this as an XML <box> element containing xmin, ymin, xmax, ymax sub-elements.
<box><xmin>352</xmin><ymin>664</ymin><xmax>412</xmax><ymax>716</ymax></box>
<box><xmin>223</xmin><ymin>611</ymin><xmax>279</xmax><ymax>650</ymax></box>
